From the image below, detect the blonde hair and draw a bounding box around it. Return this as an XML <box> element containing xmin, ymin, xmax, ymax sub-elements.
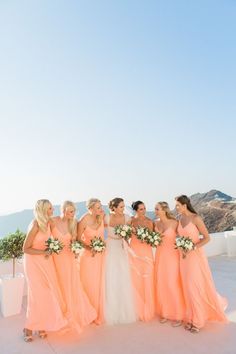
<box><xmin>34</xmin><ymin>199</ymin><xmax>52</xmax><ymax>232</ymax></box>
<box><xmin>86</xmin><ymin>198</ymin><xmax>102</xmax><ymax>224</ymax></box>
<box><xmin>158</xmin><ymin>201</ymin><xmax>176</xmax><ymax>220</ymax></box>
<box><xmin>61</xmin><ymin>201</ymin><xmax>77</xmax><ymax>238</ymax></box>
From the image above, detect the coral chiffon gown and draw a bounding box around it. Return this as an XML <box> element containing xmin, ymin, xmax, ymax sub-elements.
<box><xmin>177</xmin><ymin>221</ymin><xmax>228</xmax><ymax>328</ymax></box>
<box><xmin>79</xmin><ymin>221</ymin><xmax>105</xmax><ymax>324</ymax></box>
<box><xmin>130</xmin><ymin>232</ymin><xmax>155</xmax><ymax>321</ymax></box>
<box><xmin>154</xmin><ymin>227</ymin><xmax>185</xmax><ymax>321</ymax></box>
<box><xmin>24</xmin><ymin>224</ymin><xmax>67</xmax><ymax>331</ymax></box>
<box><xmin>52</xmin><ymin>219</ymin><xmax>96</xmax><ymax>333</ymax></box>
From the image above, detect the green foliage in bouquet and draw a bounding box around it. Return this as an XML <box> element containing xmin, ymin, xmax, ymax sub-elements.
<box><xmin>0</xmin><ymin>229</ymin><xmax>26</xmax><ymax>277</ymax></box>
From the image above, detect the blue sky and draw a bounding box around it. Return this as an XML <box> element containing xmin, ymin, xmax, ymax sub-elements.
<box><xmin>0</xmin><ymin>0</ymin><xmax>235</xmax><ymax>214</ymax></box>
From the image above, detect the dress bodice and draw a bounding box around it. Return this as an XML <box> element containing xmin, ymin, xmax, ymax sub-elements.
<box><xmin>32</xmin><ymin>223</ymin><xmax>51</xmax><ymax>250</ymax></box>
<box><xmin>82</xmin><ymin>222</ymin><xmax>105</xmax><ymax>245</ymax></box>
<box><xmin>52</xmin><ymin>218</ymin><xmax>73</xmax><ymax>251</ymax></box>
<box><xmin>177</xmin><ymin>221</ymin><xmax>200</xmax><ymax>244</ymax></box>
<box><xmin>105</xmin><ymin>214</ymin><xmax>131</xmax><ymax>240</ymax></box>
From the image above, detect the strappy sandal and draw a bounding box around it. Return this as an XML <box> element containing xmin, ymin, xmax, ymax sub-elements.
<box><xmin>171</xmin><ymin>320</ymin><xmax>182</xmax><ymax>327</ymax></box>
<box><xmin>190</xmin><ymin>326</ymin><xmax>200</xmax><ymax>334</ymax></box>
<box><xmin>23</xmin><ymin>328</ymin><xmax>33</xmax><ymax>342</ymax></box>
<box><xmin>159</xmin><ymin>318</ymin><xmax>168</xmax><ymax>324</ymax></box>
<box><xmin>184</xmin><ymin>322</ymin><xmax>192</xmax><ymax>330</ymax></box>
<box><xmin>38</xmin><ymin>330</ymin><xmax>47</xmax><ymax>339</ymax></box>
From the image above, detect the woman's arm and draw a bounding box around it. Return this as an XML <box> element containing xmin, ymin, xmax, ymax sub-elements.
<box><xmin>23</xmin><ymin>221</ymin><xmax>48</xmax><ymax>255</ymax></box>
<box><xmin>77</xmin><ymin>218</ymin><xmax>86</xmax><ymax>241</ymax></box>
<box><xmin>194</xmin><ymin>215</ymin><xmax>210</xmax><ymax>248</ymax></box>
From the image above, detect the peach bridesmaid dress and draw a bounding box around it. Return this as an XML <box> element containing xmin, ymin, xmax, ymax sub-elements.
<box><xmin>130</xmin><ymin>233</ymin><xmax>155</xmax><ymax>321</ymax></box>
<box><xmin>79</xmin><ymin>221</ymin><xmax>105</xmax><ymax>324</ymax></box>
<box><xmin>178</xmin><ymin>221</ymin><xmax>228</xmax><ymax>328</ymax></box>
<box><xmin>24</xmin><ymin>224</ymin><xmax>67</xmax><ymax>331</ymax></box>
<box><xmin>154</xmin><ymin>227</ymin><xmax>185</xmax><ymax>321</ymax></box>
<box><xmin>52</xmin><ymin>219</ymin><xmax>97</xmax><ymax>333</ymax></box>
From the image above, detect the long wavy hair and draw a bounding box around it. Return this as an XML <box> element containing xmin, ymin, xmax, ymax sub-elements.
<box><xmin>158</xmin><ymin>201</ymin><xmax>176</xmax><ymax>220</ymax></box>
<box><xmin>61</xmin><ymin>201</ymin><xmax>77</xmax><ymax>237</ymax></box>
<box><xmin>175</xmin><ymin>195</ymin><xmax>197</xmax><ymax>214</ymax></box>
<box><xmin>34</xmin><ymin>199</ymin><xmax>52</xmax><ymax>232</ymax></box>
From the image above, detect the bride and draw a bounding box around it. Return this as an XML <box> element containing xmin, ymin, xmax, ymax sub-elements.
<box><xmin>104</xmin><ymin>197</ymin><xmax>137</xmax><ymax>325</ymax></box>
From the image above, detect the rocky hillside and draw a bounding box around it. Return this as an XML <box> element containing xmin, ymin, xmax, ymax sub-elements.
<box><xmin>190</xmin><ymin>190</ymin><xmax>236</xmax><ymax>233</ymax></box>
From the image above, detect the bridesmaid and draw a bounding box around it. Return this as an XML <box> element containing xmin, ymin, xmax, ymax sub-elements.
<box><xmin>130</xmin><ymin>201</ymin><xmax>155</xmax><ymax>322</ymax></box>
<box><xmin>154</xmin><ymin>202</ymin><xmax>185</xmax><ymax>326</ymax></box>
<box><xmin>175</xmin><ymin>195</ymin><xmax>228</xmax><ymax>333</ymax></box>
<box><xmin>77</xmin><ymin>198</ymin><xmax>105</xmax><ymax>325</ymax></box>
<box><xmin>52</xmin><ymin>201</ymin><xmax>96</xmax><ymax>333</ymax></box>
<box><xmin>23</xmin><ymin>200</ymin><xmax>67</xmax><ymax>342</ymax></box>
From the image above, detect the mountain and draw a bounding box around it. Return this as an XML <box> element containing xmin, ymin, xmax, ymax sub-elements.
<box><xmin>0</xmin><ymin>202</ymin><xmax>123</xmax><ymax>237</ymax></box>
<box><xmin>0</xmin><ymin>190</ymin><xmax>235</xmax><ymax>236</ymax></box>
<box><xmin>190</xmin><ymin>190</ymin><xmax>236</xmax><ymax>233</ymax></box>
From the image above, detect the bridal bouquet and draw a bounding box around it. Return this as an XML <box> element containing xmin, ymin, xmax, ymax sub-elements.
<box><xmin>136</xmin><ymin>226</ymin><xmax>150</xmax><ymax>243</ymax></box>
<box><xmin>90</xmin><ymin>236</ymin><xmax>106</xmax><ymax>256</ymax></box>
<box><xmin>114</xmin><ymin>224</ymin><xmax>132</xmax><ymax>242</ymax></box>
<box><xmin>70</xmin><ymin>240</ymin><xmax>85</xmax><ymax>256</ymax></box>
<box><xmin>146</xmin><ymin>231</ymin><xmax>162</xmax><ymax>248</ymax></box>
<box><xmin>175</xmin><ymin>236</ymin><xmax>195</xmax><ymax>258</ymax></box>
<box><xmin>45</xmin><ymin>237</ymin><xmax>64</xmax><ymax>255</ymax></box>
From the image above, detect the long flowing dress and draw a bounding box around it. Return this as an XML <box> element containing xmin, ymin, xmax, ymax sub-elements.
<box><xmin>52</xmin><ymin>219</ymin><xmax>96</xmax><ymax>333</ymax></box>
<box><xmin>154</xmin><ymin>227</ymin><xmax>185</xmax><ymax>321</ymax></box>
<box><xmin>130</xmin><ymin>231</ymin><xmax>155</xmax><ymax>321</ymax></box>
<box><xmin>105</xmin><ymin>215</ymin><xmax>137</xmax><ymax>325</ymax></box>
<box><xmin>24</xmin><ymin>224</ymin><xmax>67</xmax><ymax>331</ymax></box>
<box><xmin>177</xmin><ymin>221</ymin><xmax>228</xmax><ymax>328</ymax></box>
<box><xmin>80</xmin><ymin>221</ymin><xmax>105</xmax><ymax>324</ymax></box>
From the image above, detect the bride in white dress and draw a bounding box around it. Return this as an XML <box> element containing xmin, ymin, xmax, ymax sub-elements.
<box><xmin>104</xmin><ymin>198</ymin><xmax>137</xmax><ymax>325</ymax></box>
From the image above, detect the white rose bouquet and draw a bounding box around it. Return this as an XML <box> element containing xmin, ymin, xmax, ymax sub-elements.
<box><xmin>90</xmin><ymin>236</ymin><xmax>106</xmax><ymax>256</ymax></box>
<box><xmin>45</xmin><ymin>237</ymin><xmax>64</xmax><ymax>255</ymax></box>
<box><xmin>114</xmin><ymin>224</ymin><xmax>132</xmax><ymax>242</ymax></box>
<box><xmin>70</xmin><ymin>240</ymin><xmax>85</xmax><ymax>256</ymax></box>
<box><xmin>146</xmin><ymin>231</ymin><xmax>162</xmax><ymax>248</ymax></box>
<box><xmin>175</xmin><ymin>236</ymin><xmax>196</xmax><ymax>258</ymax></box>
<box><xmin>136</xmin><ymin>226</ymin><xmax>150</xmax><ymax>243</ymax></box>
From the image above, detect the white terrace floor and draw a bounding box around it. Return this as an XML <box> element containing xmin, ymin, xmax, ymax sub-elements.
<box><xmin>1</xmin><ymin>255</ymin><xmax>236</xmax><ymax>354</ymax></box>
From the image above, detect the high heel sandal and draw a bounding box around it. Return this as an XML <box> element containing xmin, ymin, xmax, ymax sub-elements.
<box><xmin>23</xmin><ymin>328</ymin><xmax>33</xmax><ymax>342</ymax></box>
<box><xmin>184</xmin><ymin>323</ymin><xmax>192</xmax><ymax>330</ymax></box>
<box><xmin>159</xmin><ymin>318</ymin><xmax>168</xmax><ymax>324</ymax></box>
<box><xmin>38</xmin><ymin>330</ymin><xmax>47</xmax><ymax>339</ymax></box>
<box><xmin>190</xmin><ymin>326</ymin><xmax>200</xmax><ymax>334</ymax></box>
<box><xmin>171</xmin><ymin>320</ymin><xmax>182</xmax><ymax>327</ymax></box>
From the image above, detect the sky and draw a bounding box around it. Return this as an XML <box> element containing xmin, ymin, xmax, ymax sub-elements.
<box><xmin>0</xmin><ymin>0</ymin><xmax>236</xmax><ymax>214</ymax></box>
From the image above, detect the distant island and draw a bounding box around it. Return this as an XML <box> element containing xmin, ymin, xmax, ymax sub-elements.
<box><xmin>0</xmin><ymin>190</ymin><xmax>235</xmax><ymax>237</ymax></box>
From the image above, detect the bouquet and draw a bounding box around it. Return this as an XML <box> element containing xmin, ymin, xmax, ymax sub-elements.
<box><xmin>136</xmin><ymin>226</ymin><xmax>150</xmax><ymax>243</ymax></box>
<box><xmin>146</xmin><ymin>231</ymin><xmax>162</xmax><ymax>248</ymax></box>
<box><xmin>114</xmin><ymin>224</ymin><xmax>132</xmax><ymax>242</ymax></box>
<box><xmin>45</xmin><ymin>237</ymin><xmax>64</xmax><ymax>255</ymax></box>
<box><xmin>90</xmin><ymin>236</ymin><xmax>106</xmax><ymax>256</ymax></box>
<box><xmin>70</xmin><ymin>240</ymin><xmax>85</xmax><ymax>256</ymax></box>
<box><xmin>175</xmin><ymin>236</ymin><xmax>195</xmax><ymax>258</ymax></box>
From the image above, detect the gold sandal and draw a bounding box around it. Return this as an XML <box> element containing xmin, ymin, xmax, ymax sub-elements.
<box><xmin>171</xmin><ymin>320</ymin><xmax>182</xmax><ymax>327</ymax></box>
<box><xmin>184</xmin><ymin>323</ymin><xmax>192</xmax><ymax>330</ymax></box>
<box><xmin>38</xmin><ymin>330</ymin><xmax>47</xmax><ymax>339</ymax></box>
<box><xmin>159</xmin><ymin>318</ymin><xmax>168</xmax><ymax>324</ymax></box>
<box><xmin>23</xmin><ymin>328</ymin><xmax>33</xmax><ymax>342</ymax></box>
<box><xmin>190</xmin><ymin>326</ymin><xmax>200</xmax><ymax>334</ymax></box>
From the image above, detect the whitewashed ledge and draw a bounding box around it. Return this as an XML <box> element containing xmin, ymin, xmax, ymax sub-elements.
<box><xmin>0</xmin><ymin>231</ymin><xmax>235</xmax><ymax>296</ymax></box>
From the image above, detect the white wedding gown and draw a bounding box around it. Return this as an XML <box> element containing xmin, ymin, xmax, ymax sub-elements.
<box><xmin>104</xmin><ymin>215</ymin><xmax>137</xmax><ymax>325</ymax></box>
